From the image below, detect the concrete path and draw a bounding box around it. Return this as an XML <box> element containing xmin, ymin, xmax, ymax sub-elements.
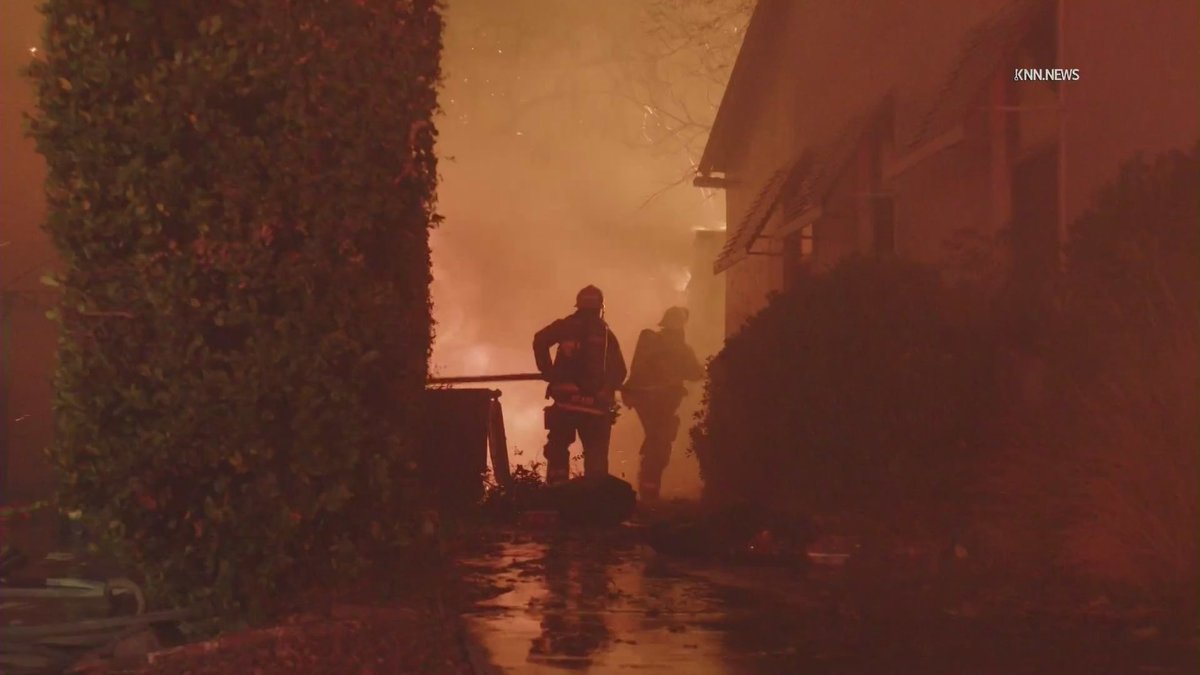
<box><xmin>459</xmin><ymin>532</ymin><xmax>1196</xmax><ymax>674</ymax></box>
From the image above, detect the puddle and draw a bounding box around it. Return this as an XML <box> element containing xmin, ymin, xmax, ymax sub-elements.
<box><xmin>461</xmin><ymin>534</ymin><xmax>813</xmax><ymax>674</ymax></box>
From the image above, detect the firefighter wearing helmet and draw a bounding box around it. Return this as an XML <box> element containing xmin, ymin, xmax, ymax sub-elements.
<box><xmin>533</xmin><ymin>285</ymin><xmax>627</xmax><ymax>485</ymax></box>
<box><xmin>621</xmin><ymin>306</ymin><xmax>704</xmax><ymax>501</ymax></box>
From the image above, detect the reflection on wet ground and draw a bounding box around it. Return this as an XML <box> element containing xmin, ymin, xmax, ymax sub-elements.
<box><xmin>461</xmin><ymin>531</ymin><xmax>1197</xmax><ymax>674</ymax></box>
<box><xmin>463</xmin><ymin>535</ymin><xmax>751</xmax><ymax>674</ymax></box>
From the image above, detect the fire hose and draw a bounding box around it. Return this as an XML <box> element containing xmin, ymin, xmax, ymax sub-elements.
<box><xmin>426</xmin><ymin>372</ymin><xmax>669</xmax><ymax>393</ymax></box>
<box><xmin>427</xmin><ymin>372</ymin><xmax>544</xmax><ymax>385</ymax></box>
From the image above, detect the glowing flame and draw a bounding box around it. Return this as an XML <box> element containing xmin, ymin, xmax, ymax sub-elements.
<box><xmin>464</xmin><ymin>345</ymin><xmax>491</xmax><ymax>373</ymax></box>
<box><xmin>673</xmin><ymin>268</ymin><xmax>692</xmax><ymax>292</ymax></box>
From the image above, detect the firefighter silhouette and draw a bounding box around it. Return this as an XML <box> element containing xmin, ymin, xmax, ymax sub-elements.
<box><xmin>533</xmin><ymin>286</ymin><xmax>627</xmax><ymax>485</ymax></box>
<box><xmin>621</xmin><ymin>306</ymin><xmax>704</xmax><ymax>501</ymax></box>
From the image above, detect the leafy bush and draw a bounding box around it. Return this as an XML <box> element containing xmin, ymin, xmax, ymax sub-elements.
<box><xmin>986</xmin><ymin>144</ymin><xmax>1199</xmax><ymax>599</ymax></box>
<box><xmin>27</xmin><ymin>0</ymin><xmax>442</xmax><ymax>618</ymax></box>
<box><xmin>479</xmin><ymin>463</ymin><xmax>548</xmax><ymax>520</ymax></box>
<box><xmin>691</xmin><ymin>257</ymin><xmax>1003</xmax><ymax>528</ymax></box>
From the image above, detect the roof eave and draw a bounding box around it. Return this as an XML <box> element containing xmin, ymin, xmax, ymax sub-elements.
<box><xmin>697</xmin><ymin>0</ymin><xmax>780</xmax><ymax>176</ymax></box>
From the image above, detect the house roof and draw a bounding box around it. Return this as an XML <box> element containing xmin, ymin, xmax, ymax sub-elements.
<box><xmin>697</xmin><ymin>0</ymin><xmax>787</xmax><ymax>176</ymax></box>
<box><xmin>907</xmin><ymin>0</ymin><xmax>1053</xmax><ymax>149</ymax></box>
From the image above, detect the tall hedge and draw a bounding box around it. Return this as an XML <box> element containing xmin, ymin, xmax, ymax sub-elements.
<box><xmin>26</xmin><ymin>0</ymin><xmax>442</xmax><ymax>617</ymax></box>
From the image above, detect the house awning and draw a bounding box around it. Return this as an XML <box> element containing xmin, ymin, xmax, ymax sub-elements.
<box><xmin>713</xmin><ymin>100</ymin><xmax>891</xmax><ymax>274</ymax></box>
<box><xmin>713</xmin><ymin>155</ymin><xmax>813</xmax><ymax>274</ymax></box>
<box><xmin>906</xmin><ymin>0</ymin><xmax>1053</xmax><ymax>150</ymax></box>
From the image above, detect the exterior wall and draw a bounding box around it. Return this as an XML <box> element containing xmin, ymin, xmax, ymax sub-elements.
<box><xmin>772</xmin><ymin>1</ymin><xmax>1011</xmax><ymax>163</ymax></box>
<box><xmin>724</xmin><ymin>249</ymin><xmax>777</xmax><ymax>337</ymax></box>
<box><xmin>719</xmin><ymin>35</ymin><xmax>797</xmax><ymax>336</ymax></box>
<box><xmin>812</xmin><ymin>164</ymin><xmax>864</xmax><ymax>271</ymax></box>
<box><xmin>891</xmin><ymin>137</ymin><xmax>994</xmax><ymax>267</ymax></box>
<box><xmin>717</xmin><ymin>0</ymin><xmax>1013</xmax><ymax>338</ymax></box>
<box><xmin>686</xmin><ymin>229</ymin><xmax>727</xmax><ymax>360</ymax></box>
<box><xmin>1059</xmin><ymin>0</ymin><xmax>1200</xmax><ymax>228</ymax></box>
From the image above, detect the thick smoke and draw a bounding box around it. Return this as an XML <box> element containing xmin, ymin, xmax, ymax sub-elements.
<box><xmin>432</xmin><ymin>0</ymin><xmax>729</xmax><ymax>496</ymax></box>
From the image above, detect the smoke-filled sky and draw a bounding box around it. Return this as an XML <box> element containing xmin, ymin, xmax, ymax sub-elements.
<box><xmin>432</xmin><ymin>1</ymin><xmax>737</xmax><ymax>493</ymax></box>
<box><xmin>1</xmin><ymin>0</ymin><xmax>49</xmax><ymax>289</ymax></box>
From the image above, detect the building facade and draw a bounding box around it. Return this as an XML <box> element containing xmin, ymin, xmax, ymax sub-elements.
<box><xmin>697</xmin><ymin>0</ymin><xmax>1199</xmax><ymax>338</ymax></box>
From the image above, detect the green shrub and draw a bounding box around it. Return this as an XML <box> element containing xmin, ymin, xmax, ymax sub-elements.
<box><xmin>691</xmin><ymin>257</ymin><xmax>1003</xmax><ymax>528</ymax></box>
<box><xmin>26</xmin><ymin>0</ymin><xmax>442</xmax><ymax>618</ymax></box>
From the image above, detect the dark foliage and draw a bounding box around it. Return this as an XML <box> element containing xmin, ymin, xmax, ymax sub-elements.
<box><xmin>1058</xmin><ymin>142</ymin><xmax>1199</xmax><ymax>367</ymax></box>
<box><xmin>479</xmin><ymin>464</ymin><xmax>549</xmax><ymax>520</ymax></box>
<box><xmin>26</xmin><ymin>0</ymin><xmax>443</xmax><ymax>618</ymax></box>
<box><xmin>691</xmin><ymin>257</ymin><xmax>1003</xmax><ymax>527</ymax></box>
<box><xmin>988</xmin><ymin>143</ymin><xmax>1199</xmax><ymax>599</ymax></box>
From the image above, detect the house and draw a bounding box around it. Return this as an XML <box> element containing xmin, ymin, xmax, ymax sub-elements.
<box><xmin>696</xmin><ymin>0</ymin><xmax>1200</xmax><ymax>338</ymax></box>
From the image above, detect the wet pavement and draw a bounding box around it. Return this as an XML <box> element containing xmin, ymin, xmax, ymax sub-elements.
<box><xmin>460</xmin><ymin>530</ymin><xmax>1198</xmax><ymax>674</ymax></box>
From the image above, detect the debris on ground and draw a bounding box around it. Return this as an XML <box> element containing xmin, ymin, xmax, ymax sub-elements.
<box><xmin>0</xmin><ymin>506</ymin><xmax>190</xmax><ymax>675</ymax></box>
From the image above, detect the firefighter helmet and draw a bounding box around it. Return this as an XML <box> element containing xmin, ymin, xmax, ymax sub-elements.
<box><xmin>659</xmin><ymin>306</ymin><xmax>689</xmax><ymax>329</ymax></box>
<box><xmin>575</xmin><ymin>285</ymin><xmax>604</xmax><ymax>310</ymax></box>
